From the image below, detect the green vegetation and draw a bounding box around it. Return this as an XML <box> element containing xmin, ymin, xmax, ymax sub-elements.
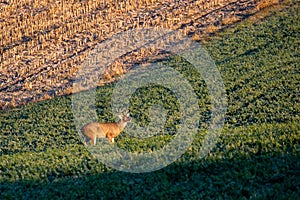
<box><xmin>1</xmin><ymin>2</ymin><xmax>299</xmax><ymax>199</ymax></box>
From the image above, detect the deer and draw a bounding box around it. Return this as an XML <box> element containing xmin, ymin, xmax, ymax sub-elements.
<box><xmin>81</xmin><ymin>110</ymin><xmax>132</xmax><ymax>145</ymax></box>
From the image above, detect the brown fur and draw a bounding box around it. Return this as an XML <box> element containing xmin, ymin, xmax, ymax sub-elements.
<box><xmin>82</xmin><ymin>113</ymin><xmax>132</xmax><ymax>145</ymax></box>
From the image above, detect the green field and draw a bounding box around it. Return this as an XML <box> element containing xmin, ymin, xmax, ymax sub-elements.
<box><xmin>1</xmin><ymin>2</ymin><xmax>299</xmax><ymax>199</ymax></box>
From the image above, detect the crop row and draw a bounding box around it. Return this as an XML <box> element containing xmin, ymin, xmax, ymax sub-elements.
<box><xmin>0</xmin><ymin>0</ymin><xmax>279</xmax><ymax>110</ymax></box>
<box><xmin>1</xmin><ymin>0</ymin><xmax>228</xmax><ymax>50</ymax></box>
<box><xmin>0</xmin><ymin>0</ymin><xmax>233</xmax><ymax>68</ymax></box>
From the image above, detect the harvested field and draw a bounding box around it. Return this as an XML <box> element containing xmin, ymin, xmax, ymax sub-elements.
<box><xmin>1</xmin><ymin>0</ymin><xmax>299</xmax><ymax>198</ymax></box>
<box><xmin>1</xmin><ymin>0</ymin><xmax>282</xmax><ymax>109</ymax></box>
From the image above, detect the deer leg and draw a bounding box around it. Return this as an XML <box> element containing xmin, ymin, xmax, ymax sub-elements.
<box><xmin>90</xmin><ymin>138</ymin><xmax>94</xmax><ymax>145</ymax></box>
<box><xmin>90</xmin><ymin>136</ymin><xmax>96</xmax><ymax>146</ymax></box>
<box><xmin>93</xmin><ymin>135</ymin><xmax>97</xmax><ymax>145</ymax></box>
<box><xmin>106</xmin><ymin>134</ymin><xmax>113</xmax><ymax>143</ymax></box>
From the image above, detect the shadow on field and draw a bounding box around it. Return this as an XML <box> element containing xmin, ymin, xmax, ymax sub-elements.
<box><xmin>1</xmin><ymin>152</ymin><xmax>299</xmax><ymax>199</ymax></box>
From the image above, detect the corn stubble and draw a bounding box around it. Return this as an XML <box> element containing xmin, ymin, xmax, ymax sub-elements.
<box><xmin>0</xmin><ymin>0</ymin><xmax>280</xmax><ymax>109</ymax></box>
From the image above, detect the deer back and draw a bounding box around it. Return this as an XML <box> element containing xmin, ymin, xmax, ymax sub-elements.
<box><xmin>82</xmin><ymin>122</ymin><xmax>106</xmax><ymax>139</ymax></box>
<box><xmin>99</xmin><ymin>122</ymin><xmax>123</xmax><ymax>137</ymax></box>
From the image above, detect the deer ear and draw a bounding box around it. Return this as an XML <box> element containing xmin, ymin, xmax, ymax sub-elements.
<box><xmin>126</xmin><ymin>113</ymin><xmax>130</xmax><ymax>117</ymax></box>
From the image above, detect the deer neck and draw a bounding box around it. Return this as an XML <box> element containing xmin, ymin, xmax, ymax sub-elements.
<box><xmin>117</xmin><ymin>120</ymin><xmax>127</xmax><ymax>130</ymax></box>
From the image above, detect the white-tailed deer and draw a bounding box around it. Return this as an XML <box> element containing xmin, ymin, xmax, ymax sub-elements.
<box><xmin>82</xmin><ymin>110</ymin><xmax>132</xmax><ymax>145</ymax></box>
